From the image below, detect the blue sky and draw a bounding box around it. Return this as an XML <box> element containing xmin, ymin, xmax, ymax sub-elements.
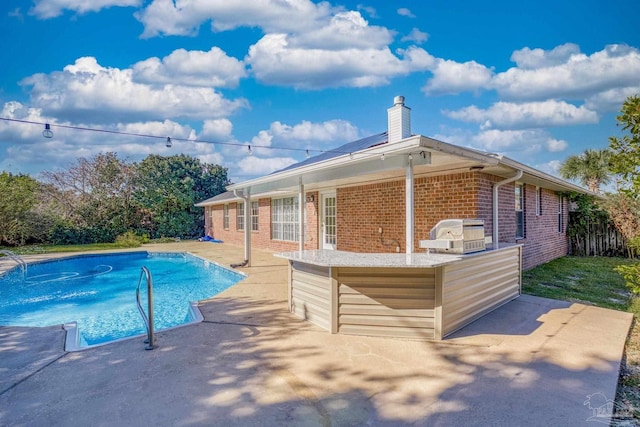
<box><xmin>1</xmin><ymin>0</ymin><xmax>638</xmax><ymax>185</ymax></box>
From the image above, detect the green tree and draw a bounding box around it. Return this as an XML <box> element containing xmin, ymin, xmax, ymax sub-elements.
<box><xmin>0</xmin><ymin>172</ymin><xmax>40</xmax><ymax>245</ymax></box>
<box><xmin>559</xmin><ymin>149</ymin><xmax>612</xmax><ymax>193</ymax></box>
<box><xmin>609</xmin><ymin>94</ymin><xmax>640</xmax><ymax>197</ymax></box>
<box><xmin>134</xmin><ymin>154</ymin><xmax>229</xmax><ymax>238</ymax></box>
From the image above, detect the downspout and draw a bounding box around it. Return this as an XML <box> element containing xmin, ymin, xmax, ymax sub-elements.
<box><xmin>492</xmin><ymin>170</ymin><xmax>523</xmax><ymax>249</ymax></box>
<box><xmin>406</xmin><ymin>155</ymin><xmax>414</xmax><ymax>254</ymax></box>
<box><xmin>233</xmin><ymin>188</ymin><xmax>251</xmax><ymax>267</ymax></box>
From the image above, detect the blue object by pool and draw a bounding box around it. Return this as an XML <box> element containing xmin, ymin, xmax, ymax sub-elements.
<box><xmin>0</xmin><ymin>252</ymin><xmax>244</xmax><ymax>349</ymax></box>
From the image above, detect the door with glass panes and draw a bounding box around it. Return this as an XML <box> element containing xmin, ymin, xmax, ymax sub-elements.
<box><xmin>321</xmin><ymin>192</ymin><xmax>336</xmax><ymax>250</ymax></box>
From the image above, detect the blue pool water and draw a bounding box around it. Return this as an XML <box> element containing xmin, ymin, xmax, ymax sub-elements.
<box><xmin>0</xmin><ymin>252</ymin><xmax>244</xmax><ymax>349</ymax></box>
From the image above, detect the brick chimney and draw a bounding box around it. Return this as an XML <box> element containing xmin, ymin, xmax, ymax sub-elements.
<box><xmin>387</xmin><ymin>95</ymin><xmax>411</xmax><ymax>143</ymax></box>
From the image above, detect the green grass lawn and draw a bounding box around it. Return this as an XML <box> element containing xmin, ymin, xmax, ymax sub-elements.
<box><xmin>0</xmin><ymin>238</ymin><xmax>178</xmax><ymax>256</ymax></box>
<box><xmin>523</xmin><ymin>256</ymin><xmax>639</xmax><ymax>314</ymax></box>
<box><xmin>522</xmin><ymin>256</ymin><xmax>640</xmax><ymax>422</ymax></box>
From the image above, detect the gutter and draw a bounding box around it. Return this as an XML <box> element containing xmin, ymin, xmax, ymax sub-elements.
<box><xmin>492</xmin><ymin>170</ymin><xmax>523</xmax><ymax>248</ymax></box>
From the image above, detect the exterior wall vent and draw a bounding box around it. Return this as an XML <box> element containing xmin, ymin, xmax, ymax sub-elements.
<box><xmin>387</xmin><ymin>95</ymin><xmax>411</xmax><ymax>143</ymax></box>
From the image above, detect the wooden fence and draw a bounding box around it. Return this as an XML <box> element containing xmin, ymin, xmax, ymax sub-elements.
<box><xmin>568</xmin><ymin>212</ymin><xmax>627</xmax><ymax>257</ymax></box>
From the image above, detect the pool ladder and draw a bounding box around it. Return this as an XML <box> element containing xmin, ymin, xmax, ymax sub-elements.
<box><xmin>136</xmin><ymin>266</ymin><xmax>156</xmax><ymax>350</ymax></box>
<box><xmin>0</xmin><ymin>249</ymin><xmax>27</xmax><ymax>277</ymax></box>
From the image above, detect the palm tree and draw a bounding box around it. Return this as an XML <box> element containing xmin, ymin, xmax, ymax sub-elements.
<box><xmin>559</xmin><ymin>149</ymin><xmax>612</xmax><ymax>193</ymax></box>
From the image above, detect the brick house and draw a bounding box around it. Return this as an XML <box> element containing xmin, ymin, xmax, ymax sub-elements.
<box><xmin>197</xmin><ymin>96</ymin><xmax>589</xmax><ymax>270</ymax></box>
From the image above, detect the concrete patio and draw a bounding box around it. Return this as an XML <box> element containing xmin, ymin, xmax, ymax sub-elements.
<box><xmin>0</xmin><ymin>241</ymin><xmax>633</xmax><ymax>426</ymax></box>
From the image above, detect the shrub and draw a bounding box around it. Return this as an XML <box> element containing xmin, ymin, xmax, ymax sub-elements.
<box><xmin>114</xmin><ymin>231</ymin><xmax>146</xmax><ymax>248</ymax></box>
<box><xmin>616</xmin><ymin>262</ymin><xmax>640</xmax><ymax>295</ymax></box>
<box><xmin>616</xmin><ymin>237</ymin><xmax>640</xmax><ymax>294</ymax></box>
<box><xmin>49</xmin><ymin>222</ymin><xmax>117</xmax><ymax>245</ymax></box>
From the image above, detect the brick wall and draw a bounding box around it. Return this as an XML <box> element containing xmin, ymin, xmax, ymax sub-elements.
<box><xmin>337</xmin><ymin>180</ymin><xmax>406</xmax><ymax>252</ymax></box>
<box><xmin>204</xmin><ymin>174</ymin><xmax>569</xmax><ymax>269</ymax></box>
<box><xmin>337</xmin><ymin>172</ymin><xmax>493</xmax><ymax>253</ymax></box>
<box><xmin>516</xmin><ymin>185</ymin><xmax>569</xmax><ymax>269</ymax></box>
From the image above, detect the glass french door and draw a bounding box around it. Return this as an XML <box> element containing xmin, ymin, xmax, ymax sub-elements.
<box><xmin>321</xmin><ymin>193</ymin><xmax>337</xmax><ymax>250</ymax></box>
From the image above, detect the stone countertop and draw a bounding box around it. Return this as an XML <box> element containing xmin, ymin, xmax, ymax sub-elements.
<box><xmin>275</xmin><ymin>244</ymin><xmax>521</xmax><ymax>268</ymax></box>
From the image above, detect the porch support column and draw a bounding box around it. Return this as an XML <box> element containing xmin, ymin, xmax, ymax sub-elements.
<box><xmin>244</xmin><ymin>187</ymin><xmax>252</xmax><ymax>266</ymax></box>
<box><xmin>298</xmin><ymin>178</ymin><xmax>305</xmax><ymax>252</ymax></box>
<box><xmin>234</xmin><ymin>187</ymin><xmax>251</xmax><ymax>267</ymax></box>
<box><xmin>492</xmin><ymin>170</ymin><xmax>522</xmax><ymax>249</ymax></box>
<box><xmin>405</xmin><ymin>155</ymin><xmax>414</xmax><ymax>254</ymax></box>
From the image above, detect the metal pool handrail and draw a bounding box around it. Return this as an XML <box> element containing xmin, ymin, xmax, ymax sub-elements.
<box><xmin>0</xmin><ymin>249</ymin><xmax>27</xmax><ymax>277</ymax></box>
<box><xmin>136</xmin><ymin>266</ymin><xmax>156</xmax><ymax>350</ymax></box>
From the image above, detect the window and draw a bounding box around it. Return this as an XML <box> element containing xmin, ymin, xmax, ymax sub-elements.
<box><xmin>251</xmin><ymin>201</ymin><xmax>259</xmax><ymax>231</ymax></box>
<box><xmin>237</xmin><ymin>202</ymin><xmax>244</xmax><ymax>231</ymax></box>
<box><xmin>515</xmin><ymin>184</ymin><xmax>525</xmax><ymax>239</ymax></box>
<box><xmin>558</xmin><ymin>194</ymin><xmax>564</xmax><ymax>233</ymax></box>
<box><xmin>536</xmin><ymin>187</ymin><xmax>542</xmax><ymax>216</ymax></box>
<box><xmin>223</xmin><ymin>204</ymin><xmax>229</xmax><ymax>230</ymax></box>
<box><xmin>271</xmin><ymin>197</ymin><xmax>300</xmax><ymax>242</ymax></box>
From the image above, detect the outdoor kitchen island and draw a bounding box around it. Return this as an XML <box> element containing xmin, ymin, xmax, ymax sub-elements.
<box><xmin>276</xmin><ymin>244</ymin><xmax>522</xmax><ymax>340</ymax></box>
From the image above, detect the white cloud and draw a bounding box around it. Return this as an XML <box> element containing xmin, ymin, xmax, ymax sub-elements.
<box><xmin>422</xmin><ymin>58</ymin><xmax>494</xmax><ymax>95</ymax></box>
<box><xmin>20</xmin><ymin>57</ymin><xmax>248</xmax><ymax>123</ymax></box>
<box><xmin>132</xmin><ymin>47</ymin><xmax>246</xmax><ymax>88</ymax></box>
<box><xmin>236</xmin><ymin>155</ymin><xmax>297</xmax><ymax>177</ymax></box>
<box><xmin>421</xmin><ymin>44</ymin><xmax>640</xmax><ymax>113</ymax></box>
<box><xmin>30</xmin><ymin>0</ymin><xmax>141</xmax><ymax>19</ymax></box>
<box><xmin>535</xmin><ymin>160</ymin><xmax>562</xmax><ymax>177</ymax></box>
<box><xmin>444</xmin><ymin>100</ymin><xmax>599</xmax><ymax>129</ymax></box>
<box><xmin>584</xmin><ymin>85</ymin><xmax>640</xmax><ymax>112</ymax></box>
<box><xmin>470</xmin><ymin>129</ymin><xmax>568</xmax><ymax>154</ymax></box>
<box><xmin>0</xmin><ymin>115</ymin><xmax>227</xmax><ymax>174</ymax></box>
<box><xmin>492</xmin><ymin>44</ymin><xmax>640</xmax><ymax>101</ymax></box>
<box><xmin>0</xmin><ymin>100</ymin><xmax>232</xmax><ymax>174</ymax></box>
<box><xmin>357</xmin><ymin>5</ymin><xmax>378</xmax><ymax>19</ymax></box>
<box><xmin>246</xmin><ymin>34</ymin><xmax>432</xmax><ymax>89</ymax></box>
<box><xmin>209</xmin><ymin>118</ymin><xmax>361</xmax><ymax>174</ymax></box>
<box><xmin>116</xmin><ymin>120</ymin><xmax>197</xmax><ymax>140</ymax></box>
<box><xmin>135</xmin><ymin>0</ymin><xmax>333</xmax><ymax>38</ymax></box>
<box><xmin>135</xmin><ymin>2</ymin><xmax>431</xmax><ymax>90</ymax></box>
<box><xmin>201</xmin><ymin>119</ymin><xmax>233</xmax><ymax>140</ymax></box>
<box><xmin>268</xmin><ymin>119</ymin><xmax>359</xmax><ymax>142</ymax></box>
<box><xmin>510</xmin><ymin>43</ymin><xmax>580</xmax><ymax>69</ymax></box>
<box><xmin>290</xmin><ymin>11</ymin><xmax>393</xmax><ymax>50</ymax></box>
<box><xmin>401</xmin><ymin>28</ymin><xmax>428</xmax><ymax>44</ymax></box>
<box><xmin>397</xmin><ymin>8</ymin><xmax>415</xmax><ymax>18</ymax></box>
<box><xmin>0</xmin><ymin>102</ymin><xmax>52</xmax><ymax>141</ymax></box>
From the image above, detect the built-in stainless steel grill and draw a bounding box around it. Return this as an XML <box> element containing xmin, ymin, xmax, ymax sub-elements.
<box><xmin>419</xmin><ymin>219</ymin><xmax>486</xmax><ymax>254</ymax></box>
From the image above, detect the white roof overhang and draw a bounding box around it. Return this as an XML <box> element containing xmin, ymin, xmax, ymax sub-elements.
<box><xmin>228</xmin><ymin>136</ymin><xmax>500</xmax><ymax>194</ymax></box>
<box><xmin>225</xmin><ymin>134</ymin><xmax>592</xmax><ymax>196</ymax></box>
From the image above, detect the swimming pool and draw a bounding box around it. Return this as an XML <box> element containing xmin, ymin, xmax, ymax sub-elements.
<box><xmin>0</xmin><ymin>252</ymin><xmax>245</xmax><ymax>350</ymax></box>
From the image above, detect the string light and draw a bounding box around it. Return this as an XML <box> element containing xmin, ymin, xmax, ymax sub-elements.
<box><xmin>381</xmin><ymin>153</ymin><xmax>385</xmax><ymax>161</ymax></box>
<box><xmin>1</xmin><ymin>117</ymin><xmax>429</xmax><ymax>162</ymax></box>
<box><xmin>305</xmin><ymin>149</ymin><xmax>310</xmax><ymax>159</ymax></box>
<box><xmin>408</xmin><ymin>153</ymin><xmax>413</xmax><ymax>161</ymax></box>
<box><xmin>42</xmin><ymin>123</ymin><xmax>53</xmax><ymax>138</ymax></box>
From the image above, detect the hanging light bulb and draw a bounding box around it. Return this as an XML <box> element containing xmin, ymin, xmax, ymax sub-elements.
<box><xmin>42</xmin><ymin>123</ymin><xmax>53</xmax><ymax>139</ymax></box>
<box><xmin>408</xmin><ymin>153</ymin><xmax>413</xmax><ymax>161</ymax></box>
<box><xmin>166</xmin><ymin>137</ymin><xmax>172</xmax><ymax>148</ymax></box>
<box><xmin>349</xmin><ymin>153</ymin><xmax>353</xmax><ymax>160</ymax></box>
<box><xmin>247</xmin><ymin>145</ymin><xmax>253</xmax><ymax>156</ymax></box>
<box><xmin>381</xmin><ymin>153</ymin><xmax>385</xmax><ymax>161</ymax></box>
<box><xmin>305</xmin><ymin>149</ymin><xmax>310</xmax><ymax>159</ymax></box>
